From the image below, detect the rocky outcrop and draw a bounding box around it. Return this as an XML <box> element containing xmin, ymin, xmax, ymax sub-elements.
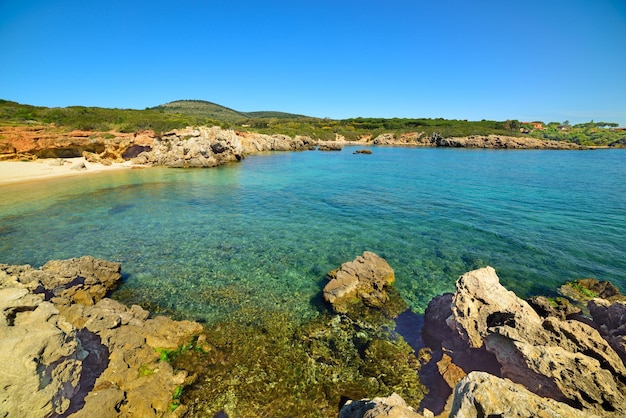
<box><xmin>318</xmin><ymin>142</ymin><xmax>343</xmax><ymax>151</ymax></box>
<box><xmin>323</xmin><ymin>251</ymin><xmax>400</xmax><ymax>316</ymax></box>
<box><xmin>0</xmin><ymin>287</ymin><xmax>85</xmax><ymax>417</ymax></box>
<box><xmin>367</xmin><ymin>132</ymin><xmax>584</xmax><ymax>149</ymax></box>
<box><xmin>525</xmin><ymin>295</ymin><xmax>581</xmax><ymax>320</ymax></box>
<box><xmin>132</xmin><ymin>126</ymin><xmax>244</xmax><ymax>168</ymax></box>
<box><xmin>422</xmin><ymin>266</ymin><xmax>626</xmax><ymax>417</ymax></box>
<box><xmin>133</xmin><ymin>127</ymin><xmax>318</xmax><ymax>167</ymax></box>
<box><xmin>0</xmin><ymin>257</ymin><xmax>202</xmax><ymax>417</ymax></box>
<box><xmin>236</xmin><ymin>130</ymin><xmax>316</xmax><ymax>153</ymax></box>
<box><xmin>0</xmin><ymin>125</ymin><xmax>155</xmax><ymax>162</ymax></box>
<box><xmin>450</xmin><ymin>372</ymin><xmax>594</xmax><ymax>418</ymax></box>
<box><xmin>339</xmin><ymin>393</ymin><xmax>431</xmax><ymax>418</ymax></box>
<box><xmin>432</xmin><ymin>134</ymin><xmax>583</xmax><ymax>149</ymax></box>
<box><xmin>589</xmin><ymin>298</ymin><xmax>626</xmax><ymax>366</ymax></box>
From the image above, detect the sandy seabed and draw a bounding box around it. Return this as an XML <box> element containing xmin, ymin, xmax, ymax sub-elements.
<box><xmin>0</xmin><ymin>158</ymin><xmax>137</xmax><ymax>186</ymax></box>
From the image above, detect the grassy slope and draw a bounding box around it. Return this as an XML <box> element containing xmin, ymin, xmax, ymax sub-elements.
<box><xmin>1</xmin><ymin>99</ymin><xmax>623</xmax><ymax>146</ymax></box>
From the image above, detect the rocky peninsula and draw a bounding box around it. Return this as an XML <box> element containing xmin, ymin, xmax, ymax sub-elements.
<box><xmin>0</xmin><ymin>125</ymin><xmax>587</xmax><ymax>185</ymax></box>
<box><xmin>0</xmin><ymin>124</ymin><xmax>584</xmax><ymax>164</ymax></box>
<box><xmin>2</xmin><ymin>251</ymin><xmax>625</xmax><ymax>417</ymax></box>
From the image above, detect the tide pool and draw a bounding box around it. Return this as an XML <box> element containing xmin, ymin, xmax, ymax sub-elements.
<box><xmin>1</xmin><ymin>147</ymin><xmax>625</xmax><ymax>323</ymax></box>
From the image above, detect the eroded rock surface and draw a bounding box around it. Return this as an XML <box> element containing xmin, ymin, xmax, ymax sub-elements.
<box><xmin>133</xmin><ymin>127</ymin><xmax>317</xmax><ymax>168</ymax></box>
<box><xmin>589</xmin><ymin>298</ymin><xmax>626</xmax><ymax>366</ymax></box>
<box><xmin>0</xmin><ymin>257</ymin><xmax>202</xmax><ymax>417</ymax></box>
<box><xmin>422</xmin><ymin>266</ymin><xmax>626</xmax><ymax>417</ymax></box>
<box><xmin>450</xmin><ymin>371</ymin><xmax>595</xmax><ymax>418</ymax></box>
<box><xmin>339</xmin><ymin>393</ymin><xmax>430</xmax><ymax>418</ymax></box>
<box><xmin>0</xmin><ymin>287</ymin><xmax>84</xmax><ymax>417</ymax></box>
<box><xmin>323</xmin><ymin>251</ymin><xmax>402</xmax><ymax>316</ymax></box>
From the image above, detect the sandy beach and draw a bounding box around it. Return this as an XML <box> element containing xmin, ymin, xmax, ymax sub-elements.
<box><xmin>0</xmin><ymin>157</ymin><xmax>137</xmax><ymax>186</ymax></box>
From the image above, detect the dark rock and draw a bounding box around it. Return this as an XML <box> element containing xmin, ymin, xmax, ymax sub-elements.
<box><xmin>121</xmin><ymin>144</ymin><xmax>151</xmax><ymax>159</ymax></box>
<box><xmin>318</xmin><ymin>143</ymin><xmax>343</xmax><ymax>151</ymax></box>
<box><xmin>589</xmin><ymin>298</ymin><xmax>626</xmax><ymax>366</ymax></box>
<box><xmin>526</xmin><ymin>295</ymin><xmax>581</xmax><ymax>320</ymax></box>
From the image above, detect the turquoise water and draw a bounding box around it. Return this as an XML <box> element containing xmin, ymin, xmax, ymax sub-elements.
<box><xmin>1</xmin><ymin>147</ymin><xmax>625</xmax><ymax>323</ymax></box>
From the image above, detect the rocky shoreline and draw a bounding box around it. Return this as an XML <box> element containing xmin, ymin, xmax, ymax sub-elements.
<box><xmin>2</xmin><ymin>252</ymin><xmax>625</xmax><ymax>417</ymax></box>
<box><xmin>0</xmin><ymin>125</ymin><xmax>585</xmax><ymax>165</ymax></box>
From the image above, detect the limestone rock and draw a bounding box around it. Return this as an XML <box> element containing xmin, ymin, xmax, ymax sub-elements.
<box><xmin>447</xmin><ymin>266</ymin><xmax>542</xmax><ymax>349</ymax></box>
<box><xmin>588</xmin><ymin>298</ymin><xmax>626</xmax><ymax>365</ymax></box>
<box><xmin>135</xmin><ymin>126</ymin><xmax>245</xmax><ymax>168</ymax></box>
<box><xmin>560</xmin><ymin>278</ymin><xmax>626</xmax><ymax>312</ymax></box>
<box><xmin>0</xmin><ymin>288</ymin><xmax>84</xmax><ymax>417</ymax></box>
<box><xmin>318</xmin><ymin>142</ymin><xmax>343</xmax><ymax>151</ymax></box>
<box><xmin>339</xmin><ymin>393</ymin><xmax>427</xmax><ymax>418</ymax></box>
<box><xmin>323</xmin><ymin>251</ymin><xmax>395</xmax><ymax>314</ymax></box>
<box><xmin>526</xmin><ymin>295</ymin><xmax>581</xmax><ymax>320</ymax></box>
<box><xmin>40</xmin><ymin>256</ymin><xmax>122</xmax><ymax>305</ymax></box>
<box><xmin>450</xmin><ymin>371</ymin><xmax>595</xmax><ymax>418</ymax></box>
<box><xmin>441</xmin><ymin>266</ymin><xmax>626</xmax><ymax>416</ymax></box>
<box><xmin>372</xmin><ymin>133</ymin><xmax>396</xmax><ymax>145</ymax></box>
<box><xmin>1</xmin><ymin>257</ymin><xmax>202</xmax><ymax>417</ymax></box>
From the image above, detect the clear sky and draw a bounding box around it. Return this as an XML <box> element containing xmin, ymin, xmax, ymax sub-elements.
<box><xmin>1</xmin><ymin>0</ymin><xmax>625</xmax><ymax>125</ymax></box>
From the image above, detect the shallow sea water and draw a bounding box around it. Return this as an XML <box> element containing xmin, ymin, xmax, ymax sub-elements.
<box><xmin>1</xmin><ymin>147</ymin><xmax>625</xmax><ymax>323</ymax></box>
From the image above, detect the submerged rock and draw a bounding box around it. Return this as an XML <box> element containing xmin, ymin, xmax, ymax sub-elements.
<box><xmin>323</xmin><ymin>251</ymin><xmax>406</xmax><ymax>318</ymax></box>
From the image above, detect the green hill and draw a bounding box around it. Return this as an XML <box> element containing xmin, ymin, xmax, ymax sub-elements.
<box><xmin>151</xmin><ymin>100</ymin><xmax>247</xmax><ymax>122</ymax></box>
<box><xmin>1</xmin><ymin>98</ymin><xmax>623</xmax><ymax>146</ymax></box>
<box><xmin>151</xmin><ymin>100</ymin><xmax>312</xmax><ymax>121</ymax></box>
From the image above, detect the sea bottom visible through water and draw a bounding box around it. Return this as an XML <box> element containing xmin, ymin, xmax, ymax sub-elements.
<box><xmin>1</xmin><ymin>147</ymin><xmax>625</xmax><ymax>325</ymax></box>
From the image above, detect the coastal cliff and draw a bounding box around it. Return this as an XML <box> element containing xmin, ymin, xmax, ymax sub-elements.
<box><xmin>2</xmin><ymin>253</ymin><xmax>625</xmax><ymax>417</ymax></box>
<box><xmin>0</xmin><ymin>125</ymin><xmax>585</xmax><ymax>164</ymax></box>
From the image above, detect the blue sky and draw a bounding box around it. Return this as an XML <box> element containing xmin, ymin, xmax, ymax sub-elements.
<box><xmin>1</xmin><ymin>0</ymin><xmax>625</xmax><ymax>125</ymax></box>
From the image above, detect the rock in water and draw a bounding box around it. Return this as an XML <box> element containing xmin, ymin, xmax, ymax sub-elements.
<box><xmin>323</xmin><ymin>251</ymin><xmax>402</xmax><ymax>316</ymax></box>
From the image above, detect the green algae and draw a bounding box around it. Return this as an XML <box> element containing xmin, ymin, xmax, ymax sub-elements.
<box><xmin>172</xmin><ymin>308</ymin><xmax>425</xmax><ymax>417</ymax></box>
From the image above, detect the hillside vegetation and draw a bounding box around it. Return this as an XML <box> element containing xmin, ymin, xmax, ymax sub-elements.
<box><xmin>1</xmin><ymin>99</ymin><xmax>624</xmax><ymax>146</ymax></box>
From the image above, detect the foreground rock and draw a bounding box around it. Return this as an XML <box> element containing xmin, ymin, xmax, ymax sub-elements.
<box><xmin>421</xmin><ymin>266</ymin><xmax>626</xmax><ymax>417</ymax></box>
<box><xmin>451</xmin><ymin>372</ymin><xmax>593</xmax><ymax>418</ymax></box>
<box><xmin>0</xmin><ymin>256</ymin><xmax>202</xmax><ymax>417</ymax></box>
<box><xmin>0</xmin><ymin>287</ymin><xmax>84</xmax><ymax>416</ymax></box>
<box><xmin>340</xmin><ymin>393</ymin><xmax>431</xmax><ymax>418</ymax></box>
<box><xmin>589</xmin><ymin>298</ymin><xmax>626</xmax><ymax>366</ymax></box>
